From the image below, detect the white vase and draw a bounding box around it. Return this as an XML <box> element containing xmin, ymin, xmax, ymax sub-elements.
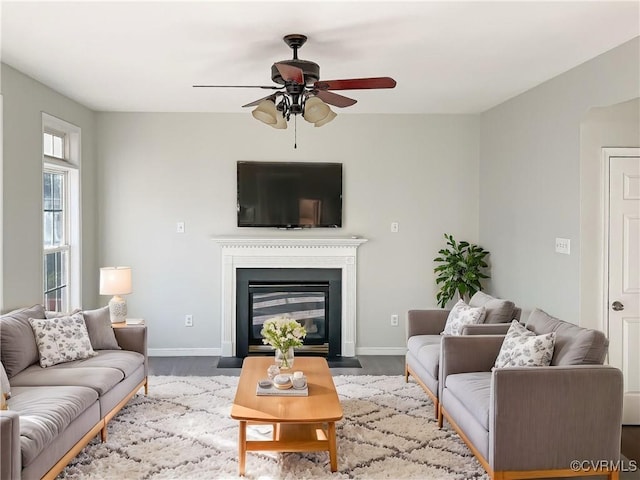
<box><xmin>275</xmin><ymin>347</ymin><xmax>294</xmax><ymax>370</ymax></box>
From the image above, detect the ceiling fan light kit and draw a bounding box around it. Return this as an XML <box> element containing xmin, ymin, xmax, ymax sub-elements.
<box><xmin>195</xmin><ymin>34</ymin><xmax>396</xmax><ymax>142</ymax></box>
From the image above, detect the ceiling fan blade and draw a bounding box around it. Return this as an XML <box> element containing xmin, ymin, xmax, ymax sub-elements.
<box><xmin>193</xmin><ymin>84</ymin><xmax>282</xmax><ymax>89</ymax></box>
<box><xmin>274</xmin><ymin>63</ymin><xmax>304</xmax><ymax>84</ymax></box>
<box><xmin>242</xmin><ymin>94</ymin><xmax>278</xmax><ymax>108</ymax></box>
<box><xmin>314</xmin><ymin>77</ymin><xmax>396</xmax><ymax>91</ymax></box>
<box><xmin>314</xmin><ymin>90</ymin><xmax>357</xmax><ymax>108</ymax></box>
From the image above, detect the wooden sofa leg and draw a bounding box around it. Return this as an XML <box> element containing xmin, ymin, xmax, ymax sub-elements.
<box><xmin>404</xmin><ymin>363</ymin><xmax>409</xmax><ymax>383</ymax></box>
<box><xmin>144</xmin><ymin>378</ymin><xmax>149</xmax><ymax>395</ymax></box>
<box><xmin>101</xmin><ymin>424</ymin><xmax>108</xmax><ymax>442</ymax></box>
<box><xmin>609</xmin><ymin>469</ymin><xmax>619</xmax><ymax>480</ymax></box>
<box><xmin>437</xmin><ymin>405</ymin><xmax>443</xmax><ymax>429</ymax></box>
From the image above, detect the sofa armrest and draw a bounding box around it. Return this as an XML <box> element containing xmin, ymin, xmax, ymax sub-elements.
<box><xmin>407</xmin><ymin>309</ymin><xmax>449</xmax><ymax>338</ymax></box>
<box><xmin>113</xmin><ymin>326</ymin><xmax>148</xmax><ymax>377</ymax></box>
<box><xmin>1</xmin><ymin>410</ymin><xmax>21</xmax><ymax>480</ymax></box>
<box><xmin>461</xmin><ymin>323</ymin><xmax>512</xmax><ymax>335</ymax></box>
<box><xmin>489</xmin><ymin>365</ymin><xmax>623</xmax><ymax>471</ymax></box>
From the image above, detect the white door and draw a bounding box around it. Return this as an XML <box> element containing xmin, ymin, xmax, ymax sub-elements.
<box><xmin>606</xmin><ymin>148</ymin><xmax>640</xmax><ymax>425</ymax></box>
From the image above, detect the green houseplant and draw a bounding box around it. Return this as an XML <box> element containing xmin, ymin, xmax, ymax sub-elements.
<box><xmin>434</xmin><ymin>233</ymin><xmax>490</xmax><ymax>308</ymax></box>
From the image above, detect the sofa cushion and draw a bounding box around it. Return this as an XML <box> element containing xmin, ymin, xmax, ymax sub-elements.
<box><xmin>407</xmin><ymin>334</ymin><xmax>441</xmax><ymax>356</ymax></box>
<box><xmin>52</xmin><ymin>350</ymin><xmax>144</xmax><ymax>378</ymax></box>
<box><xmin>9</xmin><ymin>365</ymin><xmax>124</xmax><ymax>395</ymax></box>
<box><xmin>7</xmin><ymin>385</ymin><xmax>98</xmax><ymax>467</ymax></box>
<box><xmin>442</xmin><ymin>300</ymin><xmax>486</xmax><ymax>335</ymax></box>
<box><xmin>445</xmin><ymin>372</ymin><xmax>492</xmax><ymax>430</ymax></box>
<box><xmin>0</xmin><ymin>305</ymin><xmax>45</xmax><ymax>377</ymax></box>
<box><xmin>416</xmin><ymin>343</ymin><xmax>442</xmax><ymax>380</ymax></box>
<box><xmin>469</xmin><ymin>291</ymin><xmax>516</xmax><ymax>324</ymax></box>
<box><xmin>494</xmin><ymin>320</ymin><xmax>556</xmax><ymax>368</ymax></box>
<box><xmin>82</xmin><ymin>306</ymin><xmax>121</xmax><ymax>350</ymax></box>
<box><xmin>526</xmin><ymin>308</ymin><xmax>608</xmax><ymax>365</ymax></box>
<box><xmin>29</xmin><ymin>313</ymin><xmax>97</xmax><ymax>367</ymax></box>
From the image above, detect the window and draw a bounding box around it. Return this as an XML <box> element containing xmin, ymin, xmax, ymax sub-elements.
<box><xmin>43</xmin><ymin>168</ymin><xmax>69</xmax><ymax>311</ymax></box>
<box><xmin>42</xmin><ymin>113</ymin><xmax>81</xmax><ymax>312</ymax></box>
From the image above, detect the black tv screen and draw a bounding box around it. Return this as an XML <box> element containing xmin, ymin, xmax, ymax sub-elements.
<box><xmin>237</xmin><ymin>161</ymin><xmax>343</xmax><ymax>228</ymax></box>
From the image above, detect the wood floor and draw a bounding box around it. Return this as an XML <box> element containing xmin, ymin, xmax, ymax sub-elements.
<box><xmin>148</xmin><ymin>355</ymin><xmax>639</xmax><ymax>465</ymax></box>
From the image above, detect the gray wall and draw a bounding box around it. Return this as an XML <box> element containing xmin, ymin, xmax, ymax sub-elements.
<box><xmin>96</xmin><ymin>113</ymin><xmax>480</xmax><ymax>354</ymax></box>
<box><xmin>579</xmin><ymin>98</ymin><xmax>640</xmax><ymax>331</ymax></box>
<box><xmin>479</xmin><ymin>37</ymin><xmax>640</xmax><ymax>324</ymax></box>
<box><xmin>1</xmin><ymin>64</ymin><xmax>99</xmax><ymax>311</ymax></box>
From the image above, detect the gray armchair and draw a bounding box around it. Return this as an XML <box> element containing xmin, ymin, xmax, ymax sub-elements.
<box><xmin>438</xmin><ymin>309</ymin><xmax>623</xmax><ymax>480</ymax></box>
<box><xmin>405</xmin><ymin>292</ymin><xmax>520</xmax><ymax>417</ymax></box>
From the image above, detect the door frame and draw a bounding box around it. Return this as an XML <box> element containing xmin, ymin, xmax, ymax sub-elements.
<box><xmin>601</xmin><ymin>147</ymin><xmax>640</xmax><ymax>340</ymax></box>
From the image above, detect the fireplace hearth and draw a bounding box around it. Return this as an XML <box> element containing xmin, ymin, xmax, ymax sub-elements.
<box><xmin>236</xmin><ymin>268</ymin><xmax>342</xmax><ymax>357</ymax></box>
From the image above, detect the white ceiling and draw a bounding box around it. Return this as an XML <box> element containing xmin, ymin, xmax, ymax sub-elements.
<box><xmin>2</xmin><ymin>1</ymin><xmax>639</xmax><ymax>114</ymax></box>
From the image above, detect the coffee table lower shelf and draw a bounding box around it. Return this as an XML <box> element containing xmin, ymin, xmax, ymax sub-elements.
<box><xmin>238</xmin><ymin>421</ymin><xmax>337</xmax><ymax>476</ymax></box>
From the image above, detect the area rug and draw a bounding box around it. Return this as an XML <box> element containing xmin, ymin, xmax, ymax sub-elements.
<box><xmin>59</xmin><ymin>375</ymin><xmax>488</xmax><ymax>479</ymax></box>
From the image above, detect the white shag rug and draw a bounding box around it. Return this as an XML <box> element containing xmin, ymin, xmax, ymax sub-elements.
<box><xmin>58</xmin><ymin>375</ymin><xmax>488</xmax><ymax>480</ymax></box>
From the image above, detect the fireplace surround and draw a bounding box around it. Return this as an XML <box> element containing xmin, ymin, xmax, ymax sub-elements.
<box><xmin>213</xmin><ymin>236</ymin><xmax>367</xmax><ymax>357</ymax></box>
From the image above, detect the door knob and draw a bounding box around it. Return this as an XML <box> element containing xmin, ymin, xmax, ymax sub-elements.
<box><xmin>611</xmin><ymin>301</ymin><xmax>624</xmax><ymax>311</ymax></box>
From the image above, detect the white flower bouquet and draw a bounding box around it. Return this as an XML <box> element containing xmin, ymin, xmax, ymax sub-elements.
<box><xmin>260</xmin><ymin>316</ymin><xmax>307</xmax><ymax>351</ymax></box>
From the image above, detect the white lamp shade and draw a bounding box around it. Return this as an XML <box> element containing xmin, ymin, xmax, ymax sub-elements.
<box><xmin>314</xmin><ymin>109</ymin><xmax>337</xmax><ymax>127</ymax></box>
<box><xmin>252</xmin><ymin>100</ymin><xmax>278</xmax><ymax>125</ymax></box>
<box><xmin>99</xmin><ymin>267</ymin><xmax>132</xmax><ymax>295</ymax></box>
<box><xmin>271</xmin><ymin>111</ymin><xmax>287</xmax><ymax>129</ymax></box>
<box><xmin>303</xmin><ymin>97</ymin><xmax>330</xmax><ymax>123</ymax></box>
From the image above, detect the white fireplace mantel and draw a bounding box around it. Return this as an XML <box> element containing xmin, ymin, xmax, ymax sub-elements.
<box><xmin>212</xmin><ymin>236</ymin><xmax>368</xmax><ymax>357</ymax></box>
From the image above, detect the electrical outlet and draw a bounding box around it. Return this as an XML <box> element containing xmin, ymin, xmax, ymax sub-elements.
<box><xmin>185</xmin><ymin>314</ymin><xmax>193</xmax><ymax>327</ymax></box>
<box><xmin>391</xmin><ymin>314</ymin><xmax>399</xmax><ymax>327</ymax></box>
<box><xmin>176</xmin><ymin>222</ymin><xmax>185</xmax><ymax>233</ymax></box>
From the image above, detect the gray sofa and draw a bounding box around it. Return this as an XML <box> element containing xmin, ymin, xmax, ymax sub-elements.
<box><xmin>405</xmin><ymin>292</ymin><xmax>521</xmax><ymax>418</ymax></box>
<box><xmin>0</xmin><ymin>304</ymin><xmax>148</xmax><ymax>480</ymax></box>
<box><xmin>439</xmin><ymin>308</ymin><xmax>623</xmax><ymax>480</ymax></box>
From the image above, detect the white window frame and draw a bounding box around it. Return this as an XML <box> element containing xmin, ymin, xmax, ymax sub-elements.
<box><xmin>42</xmin><ymin>113</ymin><xmax>81</xmax><ymax>311</ymax></box>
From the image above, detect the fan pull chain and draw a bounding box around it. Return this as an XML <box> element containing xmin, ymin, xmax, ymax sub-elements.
<box><xmin>294</xmin><ymin>115</ymin><xmax>297</xmax><ymax>149</ymax></box>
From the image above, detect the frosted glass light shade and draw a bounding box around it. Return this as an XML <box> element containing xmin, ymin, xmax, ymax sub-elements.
<box><xmin>314</xmin><ymin>109</ymin><xmax>337</xmax><ymax>127</ymax></box>
<box><xmin>252</xmin><ymin>100</ymin><xmax>278</xmax><ymax>125</ymax></box>
<box><xmin>303</xmin><ymin>97</ymin><xmax>330</xmax><ymax>123</ymax></box>
<box><xmin>271</xmin><ymin>111</ymin><xmax>287</xmax><ymax>129</ymax></box>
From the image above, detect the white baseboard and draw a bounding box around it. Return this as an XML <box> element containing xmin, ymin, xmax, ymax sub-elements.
<box><xmin>355</xmin><ymin>347</ymin><xmax>407</xmax><ymax>356</ymax></box>
<box><xmin>148</xmin><ymin>348</ymin><xmax>221</xmax><ymax>357</ymax></box>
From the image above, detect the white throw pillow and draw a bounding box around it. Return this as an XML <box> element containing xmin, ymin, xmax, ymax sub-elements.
<box><xmin>494</xmin><ymin>320</ymin><xmax>556</xmax><ymax>368</ymax></box>
<box><xmin>29</xmin><ymin>313</ymin><xmax>96</xmax><ymax>367</ymax></box>
<box><xmin>442</xmin><ymin>299</ymin><xmax>487</xmax><ymax>335</ymax></box>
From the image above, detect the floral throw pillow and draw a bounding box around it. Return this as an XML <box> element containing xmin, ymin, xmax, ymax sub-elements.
<box><xmin>494</xmin><ymin>320</ymin><xmax>556</xmax><ymax>368</ymax></box>
<box><xmin>28</xmin><ymin>313</ymin><xmax>96</xmax><ymax>367</ymax></box>
<box><xmin>442</xmin><ymin>300</ymin><xmax>487</xmax><ymax>335</ymax></box>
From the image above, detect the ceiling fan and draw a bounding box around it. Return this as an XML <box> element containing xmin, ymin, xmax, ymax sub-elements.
<box><xmin>193</xmin><ymin>34</ymin><xmax>396</xmax><ymax>129</ymax></box>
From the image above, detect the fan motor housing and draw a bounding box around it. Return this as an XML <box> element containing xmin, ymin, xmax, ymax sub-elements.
<box><xmin>271</xmin><ymin>60</ymin><xmax>320</xmax><ymax>86</ymax></box>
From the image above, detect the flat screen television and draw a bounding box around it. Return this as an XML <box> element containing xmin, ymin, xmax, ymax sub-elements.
<box><xmin>237</xmin><ymin>161</ymin><xmax>343</xmax><ymax>228</ymax></box>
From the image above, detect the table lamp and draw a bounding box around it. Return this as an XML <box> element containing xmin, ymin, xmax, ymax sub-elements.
<box><xmin>99</xmin><ymin>266</ymin><xmax>132</xmax><ymax>323</ymax></box>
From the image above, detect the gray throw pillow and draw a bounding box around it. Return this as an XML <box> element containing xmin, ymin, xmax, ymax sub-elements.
<box><xmin>82</xmin><ymin>306</ymin><xmax>121</xmax><ymax>350</ymax></box>
<box><xmin>469</xmin><ymin>291</ymin><xmax>515</xmax><ymax>324</ymax></box>
<box><xmin>0</xmin><ymin>304</ymin><xmax>45</xmax><ymax>377</ymax></box>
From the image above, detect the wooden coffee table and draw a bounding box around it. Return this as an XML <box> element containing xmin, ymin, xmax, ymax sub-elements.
<box><xmin>231</xmin><ymin>356</ymin><xmax>343</xmax><ymax>476</ymax></box>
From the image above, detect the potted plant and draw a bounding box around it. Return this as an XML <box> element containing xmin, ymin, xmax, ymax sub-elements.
<box><xmin>434</xmin><ymin>233</ymin><xmax>490</xmax><ymax>308</ymax></box>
